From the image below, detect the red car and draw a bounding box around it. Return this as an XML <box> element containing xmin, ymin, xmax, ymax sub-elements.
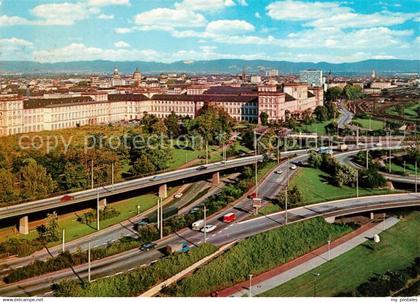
<box><xmin>223</xmin><ymin>213</ymin><xmax>236</xmax><ymax>223</ymax></box>
<box><xmin>61</xmin><ymin>195</ymin><xmax>74</xmax><ymax>202</ymax></box>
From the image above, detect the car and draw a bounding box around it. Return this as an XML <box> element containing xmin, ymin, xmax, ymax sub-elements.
<box><xmin>190</xmin><ymin>207</ymin><xmax>201</xmax><ymax>214</ymax></box>
<box><xmin>60</xmin><ymin>195</ymin><xmax>74</xmax><ymax>202</ymax></box>
<box><xmin>149</xmin><ymin>175</ymin><xmax>160</xmax><ymax>181</ymax></box>
<box><xmin>223</xmin><ymin>213</ymin><xmax>236</xmax><ymax>223</ymax></box>
<box><xmin>174</xmin><ymin>193</ymin><xmax>183</xmax><ymax>199</ymax></box>
<box><xmin>296</xmin><ymin>160</ymin><xmax>304</xmax><ymax>166</ymax></box>
<box><xmin>197</xmin><ymin>165</ymin><xmax>207</xmax><ymax>171</ymax></box>
<box><xmin>289</xmin><ymin>164</ymin><xmax>297</xmax><ymax>170</ymax></box>
<box><xmin>275</xmin><ymin>170</ymin><xmax>283</xmax><ymax>175</ymax></box>
<box><xmin>239</xmin><ymin>152</ymin><xmax>247</xmax><ymax>157</ymax></box>
<box><xmin>375</xmin><ymin>142</ymin><xmax>383</xmax><ymax>147</ymax></box>
<box><xmin>201</xmin><ymin>224</ymin><xmax>217</xmax><ymax>233</ymax></box>
<box><xmin>137</xmin><ymin>218</ymin><xmax>150</xmax><ymax>227</ymax></box>
<box><xmin>140</xmin><ymin>242</ymin><xmax>157</xmax><ymax>251</ymax></box>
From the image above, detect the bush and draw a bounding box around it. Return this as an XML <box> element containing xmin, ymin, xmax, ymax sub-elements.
<box><xmin>164</xmin><ymin>217</ymin><xmax>352</xmax><ymax>296</ymax></box>
<box><xmin>0</xmin><ymin>238</ymin><xmax>43</xmax><ymax>257</ymax></box>
<box><xmin>54</xmin><ymin>243</ymin><xmax>218</xmax><ymax>297</ymax></box>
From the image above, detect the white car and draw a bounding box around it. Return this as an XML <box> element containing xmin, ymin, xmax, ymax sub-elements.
<box><xmin>275</xmin><ymin>170</ymin><xmax>283</xmax><ymax>175</ymax></box>
<box><xmin>174</xmin><ymin>193</ymin><xmax>183</xmax><ymax>199</ymax></box>
<box><xmin>289</xmin><ymin>164</ymin><xmax>297</xmax><ymax>170</ymax></box>
<box><xmin>201</xmin><ymin>224</ymin><xmax>217</xmax><ymax>233</ymax></box>
<box><xmin>375</xmin><ymin>142</ymin><xmax>383</xmax><ymax>147</ymax></box>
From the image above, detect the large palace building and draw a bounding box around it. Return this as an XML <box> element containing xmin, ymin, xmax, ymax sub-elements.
<box><xmin>0</xmin><ymin>83</ymin><xmax>323</xmax><ymax>136</ymax></box>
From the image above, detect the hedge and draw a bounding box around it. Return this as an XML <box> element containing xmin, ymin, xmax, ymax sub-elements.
<box><xmin>53</xmin><ymin>243</ymin><xmax>218</xmax><ymax>297</ymax></box>
<box><xmin>163</xmin><ymin>217</ymin><xmax>353</xmax><ymax>296</ymax></box>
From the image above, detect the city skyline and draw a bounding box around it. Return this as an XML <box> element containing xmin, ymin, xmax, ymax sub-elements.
<box><xmin>0</xmin><ymin>0</ymin><xmax>419</xmax><ymax>63</ymax></box>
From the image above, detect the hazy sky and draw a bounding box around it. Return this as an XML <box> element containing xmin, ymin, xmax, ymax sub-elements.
<box><xmin>0</xmin><ymin>0</ymin><xmax>419</xmax><ymax>63</ymax></box>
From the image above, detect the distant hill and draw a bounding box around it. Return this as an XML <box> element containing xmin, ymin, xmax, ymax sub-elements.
<box><xmin>0</xmin><ymin>59</ymin><xmax>419</xmax><ymax>75</ymax></box>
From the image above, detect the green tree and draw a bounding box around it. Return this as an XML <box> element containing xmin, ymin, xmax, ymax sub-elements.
<box><xmin>0</xmin><ymin>169</ymin><xmax>17</xmax><ymax>204</ymax></box>
<box><xmin>343</xmin><ymin>84</ymin><xmax>363</xmax><ymax>100</ymax></box>
<box><xmin>308</xmin><ymin>150</ymin><xmax>322</xmax><ymax>168</ymax></box>
<box><xmin>20</xmin><ymin>161</ymin><xmax>56</xmax><ymax>200</ymax></box>
<box><xmin>359</xmin><ymin>168</ymin><xmax>386</xmax><ymax>188</ymax></box>
<box><xmin>259</xmin><ymin>112</ymin><xmax>269</xmax><ymax>126</ymax></box>
<box><xmin>61</xmin><ymin>163</ymin><xmax>88</xmax><ymax>190</ymax></box>
<box><xmin>131</xmin><ymin>154</ymin><xmax>156</xmax><ymax>176</ymax></box>
<box><xmin>314</xmin><ymin>106</ymin><xmax>329</xmax><ymax>122</ymax></box>
<box><xmin>276</xmin><ymin>186</ymin><xmax>303</xmax><ymax>209</ymax></box>
<box><xmin>164</xmin><ymin>112</ymin><xmax>180</xmax><ymax>138</ymax></box>
<box><xmin>325</xmin><ymin>86</ymin><xmax>342</xmax><ymax>102</ymax></box>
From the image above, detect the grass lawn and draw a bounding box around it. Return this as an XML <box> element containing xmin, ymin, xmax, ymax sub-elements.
<box><xmin>260</xmin><ymin>211</ymin><xmax>420</xmax><ymax>297</ymax></box>
<box><xmin>290</xmin><ymin>167</ymin><xmax>394</xmax><ymax>205</ymax></box>
<box><xmin>296</xmin><ymin>119</ymin><xmax>334</xmax><ymax>135</ymax></box>
<box><xmin>384</xmin><ymin>161</ymin><xmax>416</xmax><ymax>176</ymax></box>
<box><xmin>0</xmin><ymin>188</ymin><xmax>177</xmax><ymax>246</ymax></box>
<box><xmin>387</xmin><ymin>103</ymin><xmax>420</xmax><ymax>120</ymax></box>
<box><xmin>352</xmin><ymin>118</ymin><xmax>385</xmax><ymax>130</ymax></box>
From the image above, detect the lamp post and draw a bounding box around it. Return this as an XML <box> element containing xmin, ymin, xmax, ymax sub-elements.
<box><xmin>62</xmin><ymin>229</ymin><xmax>65</xmax><ymax>252</ymax></box>
<box><xmin>285</xmin><ymin>157</ymin><xmax>289</xmax><ymax>225</ymax></box>
<box><xmin>311</xmin><ymin>273</ymin><xmax>320</xmax><ymax>297</ymax></box>
<box><xmin>415</xmin><ymin>161</ymin><xmax>418</xmax><ymax>193</ymax></box>
<box><xmin>88</xmin><ymin>242</ymin><xmax>91</xmax><ymax>283</ymax></box>
<box><xmin>356</xmin><ymin>170</ymin><xmax>359</xmax><ymax>198</ymax></box>
<box><xmin>96</xmin><ymin>190</ymin><xmax>100</xmax><ymax>231</ymax></box>
<box><xmin>203</xmin><ymin>205</ymin><xmax>207</xmax><ymax>243</ymax></box>
<box><xmin>327</xmin><ymin>235</ymin><xmax>331</xmax><ymax>261</ymax></box>
<box><xmin>248</xmin><ymin>274</ymin><xmax>253</xmax><ymax>297</ymax></box>
<box><xmin>91</xmin><ymin>160</ymin><xmax>94</xmax><ymax>189</ymax></box>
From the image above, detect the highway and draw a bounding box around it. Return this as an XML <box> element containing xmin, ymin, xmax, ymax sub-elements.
<box><xmin>0</xmin><ymin>155</ymin><xmax>264</xmax><ymax>220</ymax></box>
<box><xmin>0</xmin><ymin>144</ymin><xmax>419</xmax><ymax>297</ymax></box>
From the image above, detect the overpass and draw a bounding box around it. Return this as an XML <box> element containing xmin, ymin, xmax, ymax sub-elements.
<box><xmin>0</xmin><ymin>155</ymin><xmax>263</xmax><ymax>232</ymax></box>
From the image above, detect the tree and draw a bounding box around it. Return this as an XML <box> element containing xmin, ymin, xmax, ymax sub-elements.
<box><xmin>0</xmin><ymin>169</ymin><xmax>17</xmax><ymax>204</ymax></box>
<box><xmin>61</xmin><ymin>163</ymin><xmax>88</xmax><ymax>190</ymax></box>
<box><xmin>308</xmin><ymin>151</ymin><xmax>322</xmax><ymax>168</ymax></box>
<box><xmin>37</xmin><ymin>212</ymin><xmax>60</xmax><ymax>243</ymax></box>
<box><xmin>19</xmin><ymin>161</ymin><xmax>56</xmax><ymax>200</ymax></box>
<box><xmin>325</xmin><ymin>86</ymin><xmax>342</xmax><ymax>102</ymax></box>
<box><xmin>359</xmin><ymin>168</ymin><xmax>386</xmax><ymax>188</ymax></box>
<box><xmin>343</xmin><ymin>84</ymin><xmax>362</xmax><ymax>100</ymax></box>
<box><xmin>164</xmin><ymin>112</ymin><xmax>180</xmax><ymax>138</ymax></box>
<box><xmin>314</xmin><ymin>106</ymin><xmax>329</xmax><ymax>122</ymax></box>
<box><xmin>276</xmin><ymin>186</ymin><xmax>303</xmax><ymax>209</ymax></box>
<box><xmin>131</xmin><ymin>154</ymin><xmax>156</xmax><ymax>176</ymax></box>
<box><xmin>259</xmin><ymin>112</ymin><xmax>269</xmax><ymax>126</ymax></box>
<box><xmin>416</xmin><ymin>106</ymin><xmax>420</xmax><ymax>119</ymax></box>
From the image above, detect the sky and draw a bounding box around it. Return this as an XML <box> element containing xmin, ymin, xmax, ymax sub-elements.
<box><xmin>0</xmin><ymin>0</ymin><xmax>419</xmax><ymax>63</ymax></box>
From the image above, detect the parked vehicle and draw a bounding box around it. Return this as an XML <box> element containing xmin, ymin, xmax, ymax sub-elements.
<box><xmin>223</xmin><ymin>212</ymin><xmax>236</xmax><ymax>223</ymax></box>
<box><xmin>201</xmin><ymin>224</ymin><xmax>216</xmax><ymax>233</ymax></box>
<box><xmin>60</xmin><ymin>195</ymin><xmax>74</xmax><ymax>202</ymax></box>
<box><xmin>165</xmin><ymin>242</ymin><xmax>190</xmax><ymax>254</ymax></box>
<box><xmin>140</xmin><ymin>242</ymin><xmax>157</xmax><ymax>251</ymax></box>
<box><xmin>192</xmin><ymin>219</ymin><xmax>205</xmax><ymax>231</ymax></box>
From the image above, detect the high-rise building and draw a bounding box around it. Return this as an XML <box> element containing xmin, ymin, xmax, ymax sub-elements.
<box><xmin>299</xmin><ymin>69</ymin><xmax>323</xmax><ymax>87</ymax></box>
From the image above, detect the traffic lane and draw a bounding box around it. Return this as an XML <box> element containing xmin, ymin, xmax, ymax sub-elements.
<box><xmin>0</xmin><ymin>247</ymin><xmax>161</xmax><ymax>297</ymax></box>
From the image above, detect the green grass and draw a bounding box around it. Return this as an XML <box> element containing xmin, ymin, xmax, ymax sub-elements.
<box><xmin>296</xmin><ymin>119</ymin><xmax>334</xmax><ymax>135</ymax></box>
<box><xmin>290</xmin><ymin>167</ymin><xmax>394</xmax><ymax>204</ymax></box>
<box><xmin>260</xmin><ymin>211</ymin><xmax>420</xmax><ymax>297</ymax></box>
<box><xmin>258</xmin><ymin>202</ymin><xmax>281</xmax><ymax>215</ymax></box>
<box><xmin>384</xmin><ymin>161</ymin><xmax>416</xmax><ymax>176</ymax></box>
<box><xmin>353</xmin><ymin>118</ymin><xmax>385</xmax><ymax>130</ymax></box>
<box><xmin>387</xmin><ymin>103</ymin><xmax>420</xmax><ymax>120</ymax></box>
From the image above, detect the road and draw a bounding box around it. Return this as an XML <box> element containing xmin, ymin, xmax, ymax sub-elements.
<box><xmin>0</xmin><ymin>155</ymin><xmax>264</xmax><ymax>220</ymax></box>
<box><xmin>0</xmin><ymin>157</ymin><xmax>419</xmax><ymax>297</ymax></box>
<box><xmin>337</xmin><ymin>105</ymin><xmax>354</xmax><ymax>129</ymax></box>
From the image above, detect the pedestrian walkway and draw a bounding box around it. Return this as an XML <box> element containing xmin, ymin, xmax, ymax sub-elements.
<box><xmin>218</xmin><ymin>217</ymin><xmax>399</xmax><ymax>297</ymax></box>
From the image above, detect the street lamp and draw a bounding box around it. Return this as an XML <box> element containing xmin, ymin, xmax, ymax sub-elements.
<box><xmin>248</xmin><ymin>274</ymin><xmax>253</xmax><ymax>297</ymax></box>
<box><xmin>311</xmin><ymin>272</ymin><xmax>320</xmax><ymax>297</ymax></box>
<box><xmin>203</xmin><ymin>205</ymin><xmax>207</xmax><ymax>243</ymax></box>
<box><xmin>355</xmin><ymin>170</ymin><xmax>359</xmax><ymax>198</ymax></box>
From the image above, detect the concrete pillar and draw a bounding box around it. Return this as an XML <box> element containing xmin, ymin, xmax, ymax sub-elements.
<box><xmin>324</xmin><ymin>216</ymin><xmax>335</xmax><ymax>224</ymax></box>
<box><xmin>159</xmin><ymin>184</ymin><xmax>168</xmax><ymax>199</ymax></box>
<box><xmin>99</xmin><ymin>198</ymin><xmax>107</xmax><ymax>210</ymax></box>
<box><xmin>385</xmin><ymin>181</ymin><xmax>394</xmax><ymax>191</ymax></box>
<box><xmin>19</xmin><ymin>216</ymin><xmax>29</xmax><ymax>235</ymax></box>
<box><xmin>212</xmin><ymin>172</ymin><xmax>220</xmax><ymax>186</ymax></box>
<box><xmin>370</xmin><ymin>212</ymin><xmax>375</xmax><ymax>220</ymax></box>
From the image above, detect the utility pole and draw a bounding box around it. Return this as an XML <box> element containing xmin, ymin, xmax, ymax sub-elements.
<box><xmin>62</xmin><ymin>229</ymin><xmax>65</xmax><ymax>252</ymax></box>
<box><xmin>285</xmin><ymin>157</ymin><xmax>289</xmax><ymax>225</ymax></box>
<box><xmin>91</xmin><ymin>160</ymin><xmax>94</xmax><ymax>189</ymax></box>
<box><xmin>203</xmin><ymin>205</ymin><xmax>207</xmax><ymax>243</ymax></box>
<box><xmin>415</xmin><ymin>161</ymin><xmax>418</xmax><ymax>193</ymax></box>
<box><xmin>157</xmin><ymin>197</ymin><xmax>160</xmax><ymax>230</ymax></box>
<box><xmin>254</xmin><ymin>131</ymin><xmax>258</xmax><ymax>199</ymax></box>
<box><xmin>403</xmin><ymin>160</ymin><xmax>406</xmax><ymax>174</ymax></box>
<box><xmin>88</xmin><ymin>242</ymin><xmax>91</xmax><ymax>283</ymax></box>
<box><xmin>205</xmin><ymin>141</ymin><xmax>209</xmax><ymax>165</ymax></box>
<box><xmin>327</xmin><ymin>234</ymin><xmax>331</xmax><ymax>261</ymax></box>
<box><xmin>96</xmin><ymin>190</ymin><xmax>100</xmax><ymax>231</ymax></box>
<box><xmin>388</xmin><ymin>131</ymin><xmax>392</xmax><ymax>173</ymax></box>
<box><xmin>160</xmin><ymin>198</ymin><xmax>163</xmax><ymax>239</ymax></box>
<box><xmin>277</xmin><ymin>136</ymin><xmax>280</xmax><ymax>164</ymax></box>
<box><xmin>366</xmin><ymin>149</ymin><xmax>369</xmax><ymax>169</ymax></box>
<box><xmin>111</xmin><ymin>163</ymin><xmax>114</xmax><ymax>191</ymax></box>
<box><xmin>137</xmin><ymin>204</ymin><xmax>140</xmax><ymax>215</ymax></box>
<box><xmin>248</xmin><ymin>274</ymin><xmax>253</xmax><ymax>297</ymax></box>
<box><xmin>356</xmin><ymin>170</ymin><xmax>359</xmax><ymax>198</ymax></box>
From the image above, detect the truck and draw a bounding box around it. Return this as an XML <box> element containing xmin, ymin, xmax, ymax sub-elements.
<box><xmin>318</xmin><ymin>147</ymin><xmax>333</xmax><ymax>155</ymax></box>
<box><xmin>165</xmin><ymin>242</ymin><xmax>190</xmax><ymax>254</ymax></box>
<box><xmin>223</xmin><ymin>212</ymin><xmax>236</xmax><ymax>223</ymax></box>
<box><xmin>338</xmin><ymin>144</ymin><xmax>348</xmax><ymax>152</ymax></box>
<box><xmin>192</xmin><ymin>219</ymin><xmax>205</xmax><ymax>231</ymax></box>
